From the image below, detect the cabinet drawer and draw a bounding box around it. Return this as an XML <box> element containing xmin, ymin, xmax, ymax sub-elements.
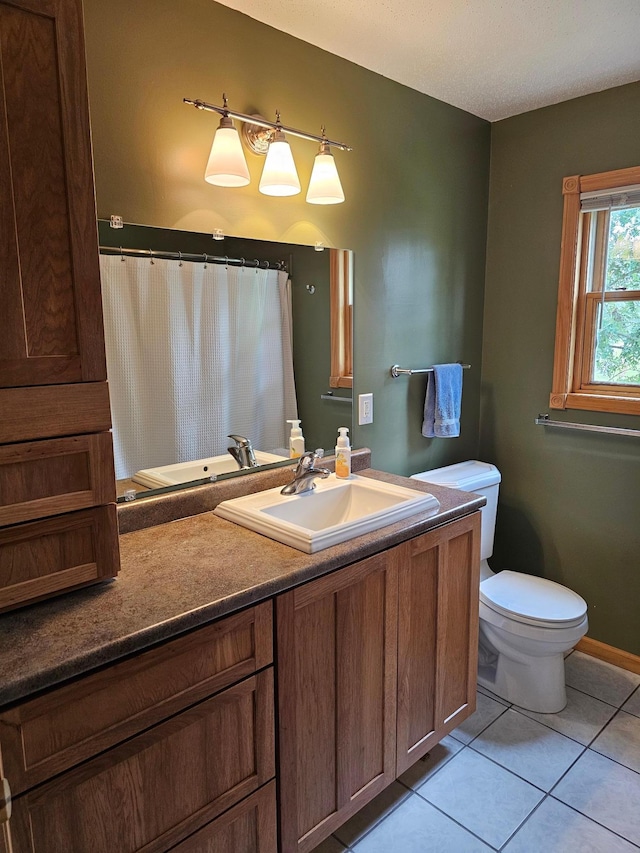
<box><xmin>0</xmin><ymin>384</ymin><xmax>112</xmax><ymax>444</ymax></box>
<box><xmin>0</xmin><ymin>504</ymin><xmax>119</xmax><ymax>613</ymax></box>
<box><xmin>170</xmin><ymin>781</ymin><xmax>277</xmax><ymax>853</ymax></box>
<box><xmin>6</xmin><ymin>671</ymin><xmax>275</xmax><ymax>853</ymax></box>
<box><xmin>0</xmin><ymin>601</ymin><xmax>273</xmax><ymax>795</ymax></box>
<box><xmin>0</xmin><ymin>434</ymin><xmax>116</xmax><ymax>526</ymax></box>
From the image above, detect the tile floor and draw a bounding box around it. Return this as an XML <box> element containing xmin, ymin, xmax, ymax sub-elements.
<box><xmin>311</xmin><ymin>651</ymin><xmax>640</xmax><ymax>852</ymax></box>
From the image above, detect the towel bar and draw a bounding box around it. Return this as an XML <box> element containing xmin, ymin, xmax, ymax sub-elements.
<box><xmin>535</xmin><ymin>414</ymin><xmax>640</xmax><ymax>438</ymax></box>
<box><xmin>320</xmin><ymin>394</ymin><xmax>353</xmax><ymax>404</ymax></box>
<box><xmin>390</xmin><ymin>363</ymin><xmax>471</xmax><ymax>378</ymax></box>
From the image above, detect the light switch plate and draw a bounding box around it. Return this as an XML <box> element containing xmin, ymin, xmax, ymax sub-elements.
<box><xmin>358</xmin><ymin>393</ymin><xmax>373</xmax><ymax>425</ymax></box>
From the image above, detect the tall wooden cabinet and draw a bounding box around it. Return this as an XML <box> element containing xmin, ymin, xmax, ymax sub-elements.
<box><xmin>0</xmin><ymin>0</ymin><xmax>119</xmax><ymax>609</ymax></box>
<box><xmin>277</xmin><ymin>512</ymin><xmax>480</xmax><ymax>853</ymax></box>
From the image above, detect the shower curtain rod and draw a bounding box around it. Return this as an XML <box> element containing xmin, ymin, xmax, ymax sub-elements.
<box><xmin>99</xmin><ymin>245</ymin><xmax>287</xmax><ymax>271</ymax></box>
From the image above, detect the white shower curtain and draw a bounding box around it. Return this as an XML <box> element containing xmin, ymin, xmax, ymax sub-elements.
<box><xmin>100</xmin><ymin>254</ymin><xmax>298</xmax><ymax>480</ymax></box>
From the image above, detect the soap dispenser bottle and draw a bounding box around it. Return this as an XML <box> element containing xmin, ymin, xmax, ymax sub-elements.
<box><xmin>335</xmin><ymin>426</ymin><xmax>351</xmax><ymax>479</ymax></box>
<box><xmin>287</xmin><ymin>419</ymin><xmax>305</xmax><ymax>458</ymax></box>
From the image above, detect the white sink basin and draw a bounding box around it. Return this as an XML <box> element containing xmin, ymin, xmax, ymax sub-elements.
<box><xmin>133</xmin><ymin>451</ymin><xmax>288</xmax><ymax>488</ymax></box>
<box><xmin>213</xmin><ymin>474</ymin><xmax>440</xmax><ymax>553</ymax></box>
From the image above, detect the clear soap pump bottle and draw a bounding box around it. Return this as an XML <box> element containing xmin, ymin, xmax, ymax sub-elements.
<box><xmin>286</xmin><ymin>419</ymin><xmax>305</xmax><ymax>458</ymax></box>
<box><xmin>335</xmin><ymin>426</ymin><xmax>351</xmax><ymax>479</ymax></box>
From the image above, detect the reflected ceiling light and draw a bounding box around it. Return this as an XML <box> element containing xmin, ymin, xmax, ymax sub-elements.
<box><xmin>203</xmin><ymin>96</ymin><xmax>250</xmax><ymax>187</ymax></box>
<box><xmin>306</xmin><ymin>131</ymin><xmax>345</xmax><ymax>205</ymax></box>
<box><xmin>184</xmin><ymin>95</ymin><xmax>352</xmax><ymax>204</ymax></box>
<box><xmin>259</xmin><ymin>115</ymin><xmax>300</xmax><ymax>197</ymax></box>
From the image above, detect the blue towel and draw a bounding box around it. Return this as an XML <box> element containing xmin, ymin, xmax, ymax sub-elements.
<box><xmin>422</xmin><ymin>363</ymin><xmax>463</xmax><ymax>438</ymax></box>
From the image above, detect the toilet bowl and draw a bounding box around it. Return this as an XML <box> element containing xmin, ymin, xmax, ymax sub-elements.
<box><xmin>411</xmin><ymin>461</ymin><xmax>588</xmax><ymax>713</ymax></box>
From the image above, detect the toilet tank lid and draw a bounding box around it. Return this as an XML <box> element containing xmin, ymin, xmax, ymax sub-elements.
<box><xmin>411</xmin><ymin>460</ymin><xmax>500</xmax><ymax>491</ymax></box>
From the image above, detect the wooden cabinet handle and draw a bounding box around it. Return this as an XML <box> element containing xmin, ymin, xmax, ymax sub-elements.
<box><xmin>0</xmin><ymin>777</ymin><xmax>11</xmax><ymax>822</ymax></box>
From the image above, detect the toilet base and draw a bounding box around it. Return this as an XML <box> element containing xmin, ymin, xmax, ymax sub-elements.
<box><xmin>477</xmin><ymin>644</ymin><xmax>568</xmax><ymax>713</ymax></box>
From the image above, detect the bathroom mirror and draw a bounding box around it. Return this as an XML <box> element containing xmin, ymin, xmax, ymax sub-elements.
<box><xmin>97</xmin><ymin>222</ymin><xmax>353</xmax><ymax>501</ymax></box>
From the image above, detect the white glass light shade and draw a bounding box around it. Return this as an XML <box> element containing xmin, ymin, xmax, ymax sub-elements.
<box><xmin>306</xmin><ymin>147</ymin><xmax>345</xmax><ymax>204</ymax></box>
<box><xmin>259</xmin><ymin>130</ymin><xmax>301</xmax><ymax>196</ymax></box>
<box><xmin>204</xmin><ymin>117</ymin><xmax>250</xmax><ymax>187</ymax></box>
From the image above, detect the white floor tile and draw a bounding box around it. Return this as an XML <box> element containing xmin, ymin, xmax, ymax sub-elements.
<box><xmin>553</xmin><ymin>749</ymin><xmax>640</xmax><ymax>845</ymax></box>
<box><xmin>449</xmin><ymin>690</ymin><xmax>508</xmax><ymax>744</ymax></box>
<box><xmin>333</xmin><ymin>781</ymin><xmax>410</xmax><ymax>848</ymax></box>
<box><xmin>565</xmin><ymin>652</ymin><xmax>640</xmax><ymax>707</ymax></box>
<box><xmin>516</xmin><ymin>684</ymin><xmax>617</xmax><ymax>745</ymax></box>
<box><xmin>591</xmin><ymin>710</ymin><xmax>640</xmax><ymax>774</ymax></box>
<box><xmin>398</xmin><ymin>735</ymin><xmax>464</xmax><ymax>790</ymax></box>
<box><xmin>351</xmin><ymin>792</ymin><xmax>493</xmax><ymax>853</ymax></box>
<box><xmin>503</xmin><ymin>796</ymin><xmax>639</xmax><ymax>852</ymax></box>
<box><xmin>622</xmin><ymin>686</ymin><xmax>640</xmax><ymax>718</ymax></box>
<box><xmin>418</xmin><ymin>747</ymin><xmax>543</xmax><ymax>848</ymax></box>
<box><xmin>471</xmin><ymin>708</ymin><xmax>584</xmax><ymax>791</ymax></box>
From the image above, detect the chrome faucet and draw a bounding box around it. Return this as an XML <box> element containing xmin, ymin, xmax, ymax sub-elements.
<box><xmin>281</xmin><ymin>449</ymin><xmax>331</xmax><ymax>495</ymax></box>
<box><xmin>227</xmin><ymin>434</ymin><xmax>259</xmax><ymax>469</ymax></box>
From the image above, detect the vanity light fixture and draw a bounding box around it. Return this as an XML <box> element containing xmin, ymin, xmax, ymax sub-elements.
<box><xmin>184</xmin><ymin>95</ymin><xmax>351</xmax><ymax>204</ymax></box>
<box><xmin>306</xmin><ymin>130</ymin><xmax>345</xmax><ymax>205</ymax></box>
<box><xmin>259</xmin><ymin>114</ymin><xmax>300</xmax><ymax>196</ymax></box>
<box><xmin>203</xmin><ymin>95</ymin><xmax>250</xmax><ymax>187</ymax></box>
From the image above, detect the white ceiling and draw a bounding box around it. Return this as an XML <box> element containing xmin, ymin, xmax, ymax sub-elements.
<box><xmin>216</xmin><ymin>0</ymin><xmax>640</xmax><ymax>121</ymax></box>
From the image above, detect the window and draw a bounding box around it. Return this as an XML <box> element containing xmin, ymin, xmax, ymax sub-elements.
<box><xmin>551</xmin><ymin>166</ymin><xmax>640</xmax><ymax>415</ymax></box>
<box><xmin>329</xmin><ymin>248</ymin><xmax>353</xmax><ymax>388</ymax></box>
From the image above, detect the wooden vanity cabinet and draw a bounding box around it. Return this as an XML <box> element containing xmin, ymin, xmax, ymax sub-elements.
<box><xmin>277</xmin><ymin>512</ymin><xmax>480</xmax><ymax>853</ymax></box>
<box><xmin>0</xmin><ymin>0</ymin><xmax>120</xmax><ymax>610</ymax></box>
<box><xmin>0</xmin><ymin>603</ymin><xmax>277</xmax><ymax>853</ymax></box>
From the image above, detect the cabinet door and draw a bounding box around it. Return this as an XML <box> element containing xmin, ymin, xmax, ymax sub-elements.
<box><xmin>278</xmin><ymin>553</ymin><xmax>398</xmax><ymax>853</ymax></box>
<box><xmin>5</xmin><ymin>671</ymin><xmax>275</xmax><ymax>853</ymax></box>
<box><xmin>396</xmin><ymin>513</ymin><xmax>480</xmax><ymax>775</ymax></box>
<box><xmin>0</xmin><ymin>0</ymin><xmax>106</xmax><ymax>388</ymax></box>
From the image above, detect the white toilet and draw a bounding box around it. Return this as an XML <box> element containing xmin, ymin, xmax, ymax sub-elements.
<box><xmin>411</xmin><ymin>460</ymin><xmax>588</xmax><ymax>713</ymax></box>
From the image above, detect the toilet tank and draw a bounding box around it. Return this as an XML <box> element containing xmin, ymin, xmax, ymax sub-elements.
<box><xmin>411</xmin><ymin>461</ymin><xmax>501</xmax><ymax>561</ymax></box>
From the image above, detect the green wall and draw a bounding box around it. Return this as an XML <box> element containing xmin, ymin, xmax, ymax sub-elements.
<box><xmin>83</xmin><ymin>0</ymin><xmax>490</xmax><ymax>477</ymax></box>
<box><xmin>482</xmin><ymin>82</ymin><xmax>640</xmax><ymax>654</ymax></box>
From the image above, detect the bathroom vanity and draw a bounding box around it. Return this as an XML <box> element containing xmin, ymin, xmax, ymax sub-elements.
<box><xmin>0</xmin><ymin>467</ymin><xmax>482</xmax><ymax>853</ymax></box>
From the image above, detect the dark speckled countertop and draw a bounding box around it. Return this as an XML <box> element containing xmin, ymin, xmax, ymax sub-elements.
<box><xmin>0</xmin><ymin>467</ymin><xmax>484</xmax><ymax>707</ymax></box>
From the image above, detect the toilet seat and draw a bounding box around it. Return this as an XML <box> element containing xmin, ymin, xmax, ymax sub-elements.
<box><xmin>480</xmin><ymin>570</ymin><xmax>587</xmax><ymax>629</ymax></box>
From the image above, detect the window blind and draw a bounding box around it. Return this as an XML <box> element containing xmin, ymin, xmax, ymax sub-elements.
<box><xmin>580</xmin><ymin>183</ymin><xmax>640</xmax><ymax>212</ymax></box>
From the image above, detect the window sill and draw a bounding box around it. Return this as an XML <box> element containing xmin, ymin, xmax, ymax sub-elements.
<box><xmin>329</xmin><ymin>375</ymin><xmax>353</xmax><ymax>389</ymax></box>
<box><xmin>550</xmin><ymin>392</ymin><xmax>640</xmax><ymax>416</ymax></box>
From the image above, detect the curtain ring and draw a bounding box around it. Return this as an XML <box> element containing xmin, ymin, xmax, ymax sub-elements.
<box><xmin>254</xmin><ymin>258</ymin><xmax>260</xmax><ymax>273</ymax></box>
<box><xmin>224</xmin><ymin>256</ymin><xmax>229</xmax><ymax>270</ymax></box>
<box><xmin>202</xmin><ymin>253</ymin><xmax>208</xmax><ymax>268</ymax></box>
<box><xmin>240</xmin><ymin>257</ymin><xmax>245</xmax><ymax>267</ymax></box>
<box><xmin>178</xmin><ymin>251</ymin><xmax>183</xmax><ymax>267</ymax></box>
<box><xmin>149</xmin><ymin>249</ymin><xmax>154</xmax><ymax>265</ymax></box>
<box><xmin>120</xmin><ymin>246</ymin><xmax>125</xmax><ymax>262</ymax></box>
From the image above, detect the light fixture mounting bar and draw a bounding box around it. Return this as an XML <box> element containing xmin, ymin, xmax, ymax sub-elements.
<box><xmin>183</xmin><ymin>98</ymin><xmax>352</xmax><ymax>151</ymax></box>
